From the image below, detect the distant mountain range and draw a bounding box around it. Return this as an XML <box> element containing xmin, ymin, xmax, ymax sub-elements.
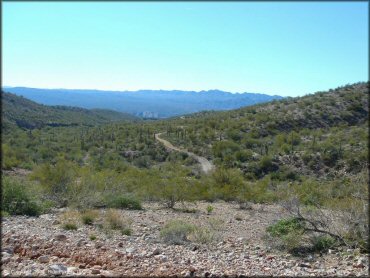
<box><xmin>4</xmin><ymin>87</ymin><xmax>283</xmax><ymax>118</ymax></box>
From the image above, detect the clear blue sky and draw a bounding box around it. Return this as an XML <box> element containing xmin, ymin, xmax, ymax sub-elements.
<box><xmin>3</xmin><ymin>2</ymin><xmax>368</xmax><ymax>96</ymax></box>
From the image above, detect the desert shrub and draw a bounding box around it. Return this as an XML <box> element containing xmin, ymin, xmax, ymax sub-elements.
<box><xmin>160</xmin><ymin>219</ymin><xmax>195</xmax><ymax>245</ymax></box>
<box><xmin>31</xmin><ymin>158</ymin><xmax>78</xmax><ymax>205</ymax></box>
<box><xmin>1</xmin><ymin>211</ymin><xmax>10</xmax><ymax>218</ymax></box>
<box><xmin>133</xmin><ymin>155</ymin><xmax>151</xmax><ymax>168</ymax></box>
<box><xmin>81</xmin><ymin>210</ymin><xmax>99</xmax><ymax>225</ymax></box>
<box><xmin>206</xmin><ymin>205</ymin><xmax>214</xmax><ymax>214</ymax></box>
<box><xmin>188</xmin><ymin>218</ymin><xmax>224</xmax><ymax>245</ymax></box>
<box><xmin>189</xmin><ymin>226</ymin><xmax>216</xmax><ymax>244</ymax></box>
<box><xmin>2</xmin><ymin>176</ymin><xmax>42</xmax><ymax>216</ymax></box>
<box><xmin>208</xmin><ymin>218</ymin><xmax>225</xmax><ymax>231</ymax></box>
<box><xmin>281</xmin><ymin>184</ymin><xmax>368</xmax><ymax>252</ymax></box>
<box><xmin>176</xmin><ymin>207</ymin><xmax>198</xmax><ymax>213</ymax></box>
<box><xmin>249</xmin><ymin>177</ymin><xmax>275</xmax><ymax>203</ymax></box>
<box><xmin>259</xmin><ymin>155</ymin><xmax>279</xmax><ymax>174</ymax></box>
<box><xmin>59</xmin><ymin>210</ymin><xmax>81</xmax><ymax>230</ymax></box>
<box><xmin>105</xmin><ymin>195</ymin><xmax>142</xmax><ymax>210</ymax></box>
<box><xmin>2</xmin><ymin>144</ymin><xmax>21</xmax><ymax>169</ymax></box>
<box><xmin>212</xmin><ymin>140</ymin><xmax>240</xmax><ymax>159</ymax></box>
<box><xmin>266</xmin><ymin>217</ymin><xmax>305</xmax><ymax>251</ymax></box>
<box><xmin>151</xmin><ymin>163</ymin><xmax>197</xmax><ymax>208</ymax></box>
<box><xmin>311</xmin><ymin>235</ymin><xmax>336</xmax><ymax>252</ymax></box>
<box><xmin>235</xmin><ymin>150</ymin><xmax>253</xmax><ymax>162</ymax></box>
<box><xmin>63</xmin><ymin>223</ymin><xmax>78</xmax><ymax>230</ymax></box>
<box><xmin>89</xmin><ymin>234</ymin><xmax>97</xmax><ymax>241</ymax></box>
<box><xmin>104</xmin><ymin>209</ymin><xmax>132</xmax><ymax>233</ymax></box>
<box><xmin>267</xmin><ymin>217</ymin><xmax>304</xmax><ymax>237</ymax></box>
<box><xmin>235</xmin><ymin>214</ymin><xmax>243</xmax><ymax>221</ymax></box>
<box><xmin>210</xmin><ymin>168</ymin><xmax>245</xmax><ymax>201</ymax></box>
<box><xmin>121</xmin><ymin>228</ymin><xmax>132</xmax><ymax>236</ymax></box>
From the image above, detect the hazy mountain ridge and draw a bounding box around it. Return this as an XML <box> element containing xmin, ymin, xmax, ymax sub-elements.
<box><xmin>4</xmin><ymin>87</ymin><xmax>283</xmax><ymax>118</ymax></box>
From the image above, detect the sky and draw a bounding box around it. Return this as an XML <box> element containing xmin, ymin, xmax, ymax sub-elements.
<box><xmin>2</xmin><ymin>2</ymin><xmax>369</xmax><ymax>97</ymax></box>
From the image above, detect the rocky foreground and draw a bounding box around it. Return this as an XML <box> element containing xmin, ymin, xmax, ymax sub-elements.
<box><xmin>1</xmin><ymin>202</ymin><xmax>368</xmax><ymax>277</ymax></box>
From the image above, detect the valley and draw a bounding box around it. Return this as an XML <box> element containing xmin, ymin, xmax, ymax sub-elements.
<box><xmin>1</xmin><ymin>82</ymin><xmax>369</xmax><ymax>277</ymax></box>
<box><xmin>3</xmin><ymin>2</ymin><xmax>368</xmax><ymax>276</ymax></box>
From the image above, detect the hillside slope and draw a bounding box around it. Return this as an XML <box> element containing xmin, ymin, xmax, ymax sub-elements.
<box><xmin>162</xmin><ymin>82</ymin><xmax>368</xmax><ymax>179</ymax></box>
<box><xmin>2</xmin><ymin>91</ymin><xmax>139</xmax><ymax>129</ymax></box>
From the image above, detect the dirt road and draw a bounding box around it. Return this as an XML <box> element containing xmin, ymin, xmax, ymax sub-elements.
<box><xmin>155</xmin><ymin>133</ymin><xmax>214</xmax><ymax>174</ymax></box>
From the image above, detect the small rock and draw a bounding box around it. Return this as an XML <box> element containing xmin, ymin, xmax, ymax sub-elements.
<box><xmin>39</xmin><ymin>255</ymin><xmax>49</xmax><ymax>263</ymax></box>
<box><xmin>126</xmin><ymin>247</ymin><xmax>135</xmax><ymax>253</ymax></box>
<box><xmin>118</xmin><ymin>242</ymin><xmax>124</xmax><ymax>247</ymax></box>
<box><xmin>156</xmin><ymin>254</ymin><xmax>167</xmax><ymax>262</ymax></box>
<box><xmin>299</xmin><ymin>262</ymin><xmax>311</xmax><ymax>268</ymax></box>
<box><xmin>54</xmin><ymin>234</ymin><xmax>67</xmax><ymax>241</ymax></box>
<box><xmin>189</xmin><ymin>265</ymin><xmax>196</xmax><ymax>273</ymax></box>
<box><xmin>52</xmin><ymin>220</ymin><xmax>60</xmax><ymax>225</ymax></box>
<box><xmin>95</xmin><ymin>242</ymin><xmax>103</xmax><ymax>249</ymax></box>
<box><xmin>47</xmin><ymin>264</ymin><xmax>67</xmax><ymax>276</ymax></box>
<box><xmin>152</xmin><ymin>248</ymin><xmax>161</xmax><ymax>255</ymax></box>
<box><xmin>353</xmin><ymin>257</ymin><xmax>367</xmax><ymax>268</ymax></box>
<box><xmin>1</xmin><ymin>252</ymin><xmax>11</xmax><ymax>258</ymax></box>
<box><xmin>357</xmin><ymin>257</ymin><xmax>367</xmax><ymax>265</ymax></box>
<box><xmin>77</xmin><ymin>239</ymin><xmax>85</xmax><ymax>247</ymax></box>
<box><xmin>2</xmin><ymin>257</ymin><xmax>11</xmax><ymax>264</ymax></box>
<box><xmin>67</xmin><ymin>267</ymin><xmax>78</xmax><ymax>274</ymax></box>
<box><xmin>91</xmin><ymin>269</ymin><xmax>100</xmax><ymax>274</ymax></box>
<box><xmin>2</xmin><ymin>247</ymin><xmax>14</xmax><ymax>255</ymax></box>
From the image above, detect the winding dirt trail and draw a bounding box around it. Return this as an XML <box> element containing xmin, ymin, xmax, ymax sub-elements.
<box><xmin>155</xmin><ymin>132</ymin><xmax>214</xmax><ymax>174</ymax></box>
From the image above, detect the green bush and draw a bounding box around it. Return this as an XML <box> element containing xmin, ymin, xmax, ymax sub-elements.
<box><xmin>121</xmin><ymin>228</ymin><xmax>132</xmax><ymax>236</ymax></box>
<box><xmin>1</xmin><ymin>211</ymin><xmax>10</xmax><ymax>218</ymax></box>
<box><xmin>81</xmin><ymin>210</ymin><xmax>99</xmax><ymax>225</ymax></box>
<box><xmin>266</xmin><ymin>217</ymin><xmax>305</xmax><ymax>251</ymax></box>
<box><xmin>105</xmin><ymin>195</ymin><xmax>142</xmax><ymax>210</ymax></box>
<box><xmin>63</xmin><ymin>223</ymin><xmax>78</xmax><ymax>230</ymax></box>
<box><xmin>267</xmin><ymin>218</ymin><xmax>304</xmax><ymax>237</ymax></box>
<box><xmin>82</xmin><ymin>214</ymin><xmax>94</xmax><ymax>225</ymax></box>
<box><xmin>30</xmin><ymin>158</ymin><xmax>78</xmax><ymax>205</ymax></box>
<box><xmin>89</xmin><ymin>234</ymin><xmax>97</xmax><ymax>241</ymax></box>
<box><xmin>160</xmin><ymin>219</ymin><xmax>195</xmax><ymax>245</ymax></box>
<box><xmin>206</xmin><ymin>205</ymin><xmax>214</xmax><ymax>214</ymax></box>
<box><xmin>311</xmin><ymin>235</ymin><xmax>336</xmax><ymax>252</ymax></box>
<box><xmin>2</xmin><ymin>177</ymin><xmax>42</xmax><ymax>216</ymax></box>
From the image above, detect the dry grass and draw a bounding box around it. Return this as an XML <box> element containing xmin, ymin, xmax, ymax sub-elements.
<box><xmin>104</xmin><ymin>209</ymin><xmax>132</xmax><ymax>232</ymax></box>
<box><xmin>59</xmin><ymin>209</ymin><xmax>81</xmax><ymax>230</ymax></box>
<box><xmin>81</xmin><ymin>209</ymin><xmax>100</xmax><ymax>225</ymax></box>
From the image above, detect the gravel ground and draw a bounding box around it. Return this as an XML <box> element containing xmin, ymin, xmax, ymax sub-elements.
<box><xmin>1</xmin><ymin>201</ymin><xmax>368</xmax><ymax>277</ymax></box>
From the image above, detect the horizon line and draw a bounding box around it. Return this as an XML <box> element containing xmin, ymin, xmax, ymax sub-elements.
<box><xmin>2</xmin><ymin>85</ymin><xmax>282</xmax><ymax>97</ymax></box>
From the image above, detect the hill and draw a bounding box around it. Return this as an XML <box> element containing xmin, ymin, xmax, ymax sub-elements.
<box><xmin>2</xmin><ymin>91</ymin><xmax>139</xmax><ymax>130</ymax></box>
<box><xmin>162</xmin><ymin>82</ymin><xmax>368</xmax><ymax>179</ymax></box>
<box><xmin>3</xmin><ymin>87</ymin><xmax>283</xmax><ymax>118</ymax></box>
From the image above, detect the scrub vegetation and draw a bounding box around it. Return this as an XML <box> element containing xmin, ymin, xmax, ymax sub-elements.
<box><xmin>2</xmin><ymin>82</ymin><xmax>368</xmax><ymax>253</ymax></box>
